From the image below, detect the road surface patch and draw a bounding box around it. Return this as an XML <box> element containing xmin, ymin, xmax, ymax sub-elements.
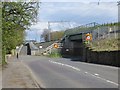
<box><xmin>21</xmin><ymin>61</ymin><xmax>42</xmax><ymax>88</ymax></box>
<box><xmin>49</xmin><ymin>60</ymin><xmax>118</xmax><ymax>86</ymax></box>
<box><xmin>89</xmin><ymin>73</ymin><xmax>118</xmax><ymax>86</ymax></box>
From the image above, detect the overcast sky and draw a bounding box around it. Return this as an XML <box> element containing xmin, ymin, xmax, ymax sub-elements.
<box><xmin>25</xmin><ymin>0</ymin><xmax>118</xmax><ymax>42</ymax></box>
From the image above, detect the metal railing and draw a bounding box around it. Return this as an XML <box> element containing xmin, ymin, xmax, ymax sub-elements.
<box><xmin>43</xmin><ymin>42</ymin><xmax>61</xmax><ymax>55</ymax></box>
<box><xmin>64</xmin><ymin>22</ymin><xmax>99</xmax><ymax>36</ymax></box>
<box><xmin>92</xmin><ymin>25</ymin><xmax>119</xmax><ymax>41</ymax></box>
<box><xmin>64</xmin><ymin>22</ymin><xmax>119</xmax><ymax>42</ymax></box>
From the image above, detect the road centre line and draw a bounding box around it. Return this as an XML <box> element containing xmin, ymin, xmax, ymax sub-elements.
<box><xmin>85</xmin><ymin>72</ymin><xmax>88</xmax><ymax>74</ymax></box>
<box><xmin>49</xmin><ymin>60</ymin><xmax>118</xmax><ymax>86</ymax></box>
<box><xmin>89</xmin><ymin>73</ymin><xmax>118</xmax><ymax>86</ymax></box>
<box><xmin>49</xmin><ymin>60</ymin><xmax>80</xmax><ymax>71</ymax></box>
<box><xmin>94</xmin><ymin>73</ymin><xmax>99</xmax><ymax>76</ymax></box>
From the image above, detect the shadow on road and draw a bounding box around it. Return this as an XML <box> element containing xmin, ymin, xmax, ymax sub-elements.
<box><xmin>62</xmin><ymin>55</ymin><xmax>83</xmax><ymax>62</ymax></box>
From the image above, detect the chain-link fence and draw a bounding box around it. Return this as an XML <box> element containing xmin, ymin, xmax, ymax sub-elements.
<box><xmin>64</xmin><ymin>22</ymin><xmax>119</xmax><ymax>42</ymax></box>
<box><xmin>92</xmin><ymin>25</ymin><xmax>119</xmax><ymax>41</ymax></box>
<box><xmin>64</xmin><ymin>22</ymin><xmax>99</xmax><ymax>36</ymax></box>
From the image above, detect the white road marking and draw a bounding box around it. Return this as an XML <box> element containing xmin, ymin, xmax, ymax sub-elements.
<box><xmin>49</xmin><ymin>60</ymin><xmax>118</xmax><ymax>86</ymax></box>
<box><xmin>94</xmin><ymin>73</ymin><xmax>99</xmax><ymax>76</ymax></box>
<box><xmin>85</xmin><ymin>72</ymin><xmax>88</xmax><ymax>74</ymax></box>
<box><xmin>49</xmin><ymin>60</ymin><xmax>80</xmax><ymax>71</ymax></box>
<box><xmin>87</xmin><ymin>72</ymin><xmax>118</xmax><ymax>86</ymax></box>
<box><xmin>106</xmin><ymin>80</ymin><xmax>118</xmax><ymax>86</ymax></box>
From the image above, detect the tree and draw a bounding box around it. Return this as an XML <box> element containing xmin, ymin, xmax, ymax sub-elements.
<box><xmin>41</xmin><ymin>29</ymin><xmax>64</xmax><ymax>42</ymax></box>
<box><xmin>41</xmin><ymin>29</ymin><xmax>50</xmax><ymax>42</ymax></box>
<box><xmin>2</xmin><ymin>2</ymin><xmax>39</xmax><ymax>54</ymax></box>
<box><xmin>50</xmin><ymin>31</ymin><xmax>64</xmax><ymax>41</ymax></box>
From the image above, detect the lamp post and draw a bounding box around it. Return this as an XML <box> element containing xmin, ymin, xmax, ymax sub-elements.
<box><xmin>48</xmin><ymin>22</ymin><xmax>51</xmax><ymax>42</ymax></box>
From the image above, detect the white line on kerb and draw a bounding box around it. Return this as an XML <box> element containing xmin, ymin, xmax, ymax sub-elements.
<box><xmin>49</xmin><ymin>60</ymin><xmax>118</xmax><ymax>86</ymax></box>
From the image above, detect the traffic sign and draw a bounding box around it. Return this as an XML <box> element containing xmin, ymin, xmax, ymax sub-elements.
<box><xmin>85</xmin><ymin>33</ymin><xmax>92</xmax><ymax>41</ymax></box>
<box><xmin>39</xmin><ymin>45</ymin><xmax>43</xmax><ymax>49</ymax></box>
<box><xmin>53</xmin><ymin>43</ymin><xmax>59</xmax><ymax>48</ymax></box>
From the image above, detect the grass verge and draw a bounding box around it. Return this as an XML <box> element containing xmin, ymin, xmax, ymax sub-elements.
<box><xmin>86</xmin><ymin>38</ymin><xmax>119</xmax><ymax>51</ymax></box>
<box><xmin>48</xmin><ymin>52</ymin><xmax>62</xmax><ymax>58</ymax></box>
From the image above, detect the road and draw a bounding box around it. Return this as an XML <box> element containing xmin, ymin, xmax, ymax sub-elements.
<box><xmin>20</xmin><ymin>55</ymin><xmax>118</xmax><ymax>88</ymax></box>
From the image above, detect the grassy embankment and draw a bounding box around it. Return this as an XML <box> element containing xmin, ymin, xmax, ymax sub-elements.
<box><xmin>86</xmin><ymin>23</ymin><xmax>119</xmax><ymax>51</ymax></box>
<box><xmin>86</xmin><ymin>38</ymin><xmax>119</xmax><ymax>51</ymax></box>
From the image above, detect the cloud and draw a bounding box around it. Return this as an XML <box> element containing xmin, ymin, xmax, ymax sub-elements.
<box><xmin>28</xmin><ymin>21</ymin><xmax>78</xmax><ymax>32</ymax></box>
<box><xmin>26</xmin><ymin>2</ymin><xmax>118</xmax><ymax>42</ymax></box>
<box><xmin>26</xmin><ymin>22</ymin><xmax>48</xmax><ymax>40</ymax></box>
<box><xmin>38</xmin><ymin>2</ymin><xmax>117</xmax><ymax>24</ymax></box>
<box><xmin>29</xmin><ymin>22</ymin><xmax>48</xmax><ymax>29</ymax></box>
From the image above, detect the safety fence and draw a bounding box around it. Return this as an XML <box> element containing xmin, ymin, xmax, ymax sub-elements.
<box><xmin>64</xmin><ymin>22</ymin><xmax>119</xmax><ymax>42</ymax></box>
<box><xmin>64</xmin><ymin>22</ymin><xmax>99</xmax><ymax>36</ymax></box>
<box><xmin>91</xmin><ymin>25</ymin><xmax>119</xmax><ymax>41</ymax></box>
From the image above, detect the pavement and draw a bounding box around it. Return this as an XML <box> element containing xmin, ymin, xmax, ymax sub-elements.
<box><xmin>21</xmin><ymin>55</ymin><xmax>119</xmax><ymax>88</ymax></box>
<box><xmin>2</xmin><ymin>56</ymin><xmax>41</xmax><ymax>89</ymax></box>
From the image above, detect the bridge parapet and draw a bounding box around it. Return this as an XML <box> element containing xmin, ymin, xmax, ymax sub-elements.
<box><xmin>64</xmin><ymin>22</ymin><xmax>99</xmax><ymax>36</ymax></box>
<box><xmin>62</xmin><ymin>22</ymin><xmax>119</xmax><ymax>43</ymax></box>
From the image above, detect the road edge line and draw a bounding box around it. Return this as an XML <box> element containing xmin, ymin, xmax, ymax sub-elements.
<box><xmin>21</xmin><ymin>61</ymin><xmax>43</xmax><ymax>89</ymax></box>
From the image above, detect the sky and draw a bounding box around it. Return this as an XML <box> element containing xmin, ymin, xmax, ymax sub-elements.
<box><xmin>25</xmin><ymin>0</ymin><xmax>118</xmax><ymax>42</ymax></box>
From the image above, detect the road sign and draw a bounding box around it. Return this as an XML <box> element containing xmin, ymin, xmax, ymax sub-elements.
<box><xmin>85</xmin><ymin>33</ymin><xmax>92</xmax><ymax>41</ymax></box>
<box><xmin>53</xmin><ymin>43</ymin><xmax>59</xmax><ymax>48</ymax></box>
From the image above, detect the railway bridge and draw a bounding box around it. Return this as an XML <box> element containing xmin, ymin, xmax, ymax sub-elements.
<box><xmin>60</xmin><ymin>22</ymin><xmax>100</xmax><ymax>60</ymax></box>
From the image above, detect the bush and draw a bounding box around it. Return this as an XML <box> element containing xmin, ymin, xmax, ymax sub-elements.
<box><xmin>49</xmin><ymin>52</ymin><xmax>62</xmax><ymax>58</ymax></box>
<box><xmin>2</xmin><ymin>46</ymin><xmax>7</xmax><ymax>65</ymax></box>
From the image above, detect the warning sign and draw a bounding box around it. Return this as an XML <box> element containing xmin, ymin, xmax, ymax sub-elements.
<box><xmin>85</xmin><ymin>33</ymin><xmax>92</xmax><ymax>41</ymax></box>
<box><xmin>53</xmin><ymin>43</ymin><xmax>59</xmax><ymax>48</ymax></box>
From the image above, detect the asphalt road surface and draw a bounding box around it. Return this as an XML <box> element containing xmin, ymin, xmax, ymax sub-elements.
<box><xmin>20</xmin><ymin>55</ymin><xmax>119</xmax><ymax>88</ymax></box>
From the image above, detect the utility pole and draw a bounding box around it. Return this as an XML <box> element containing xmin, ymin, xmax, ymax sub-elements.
<box><xmin>98</xmin><ymin>0</ymin><xmax>100</xmax><ymax>5</ymax></box>
<box><xmin>118</xmin><ymin>1</ymin><xmax>120</xmax><ymax>22</ymax></box>
<box><xmin>48</xmin><ymin>21</ymin><xmax>51</xmax><ymax>41</ymax></box>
